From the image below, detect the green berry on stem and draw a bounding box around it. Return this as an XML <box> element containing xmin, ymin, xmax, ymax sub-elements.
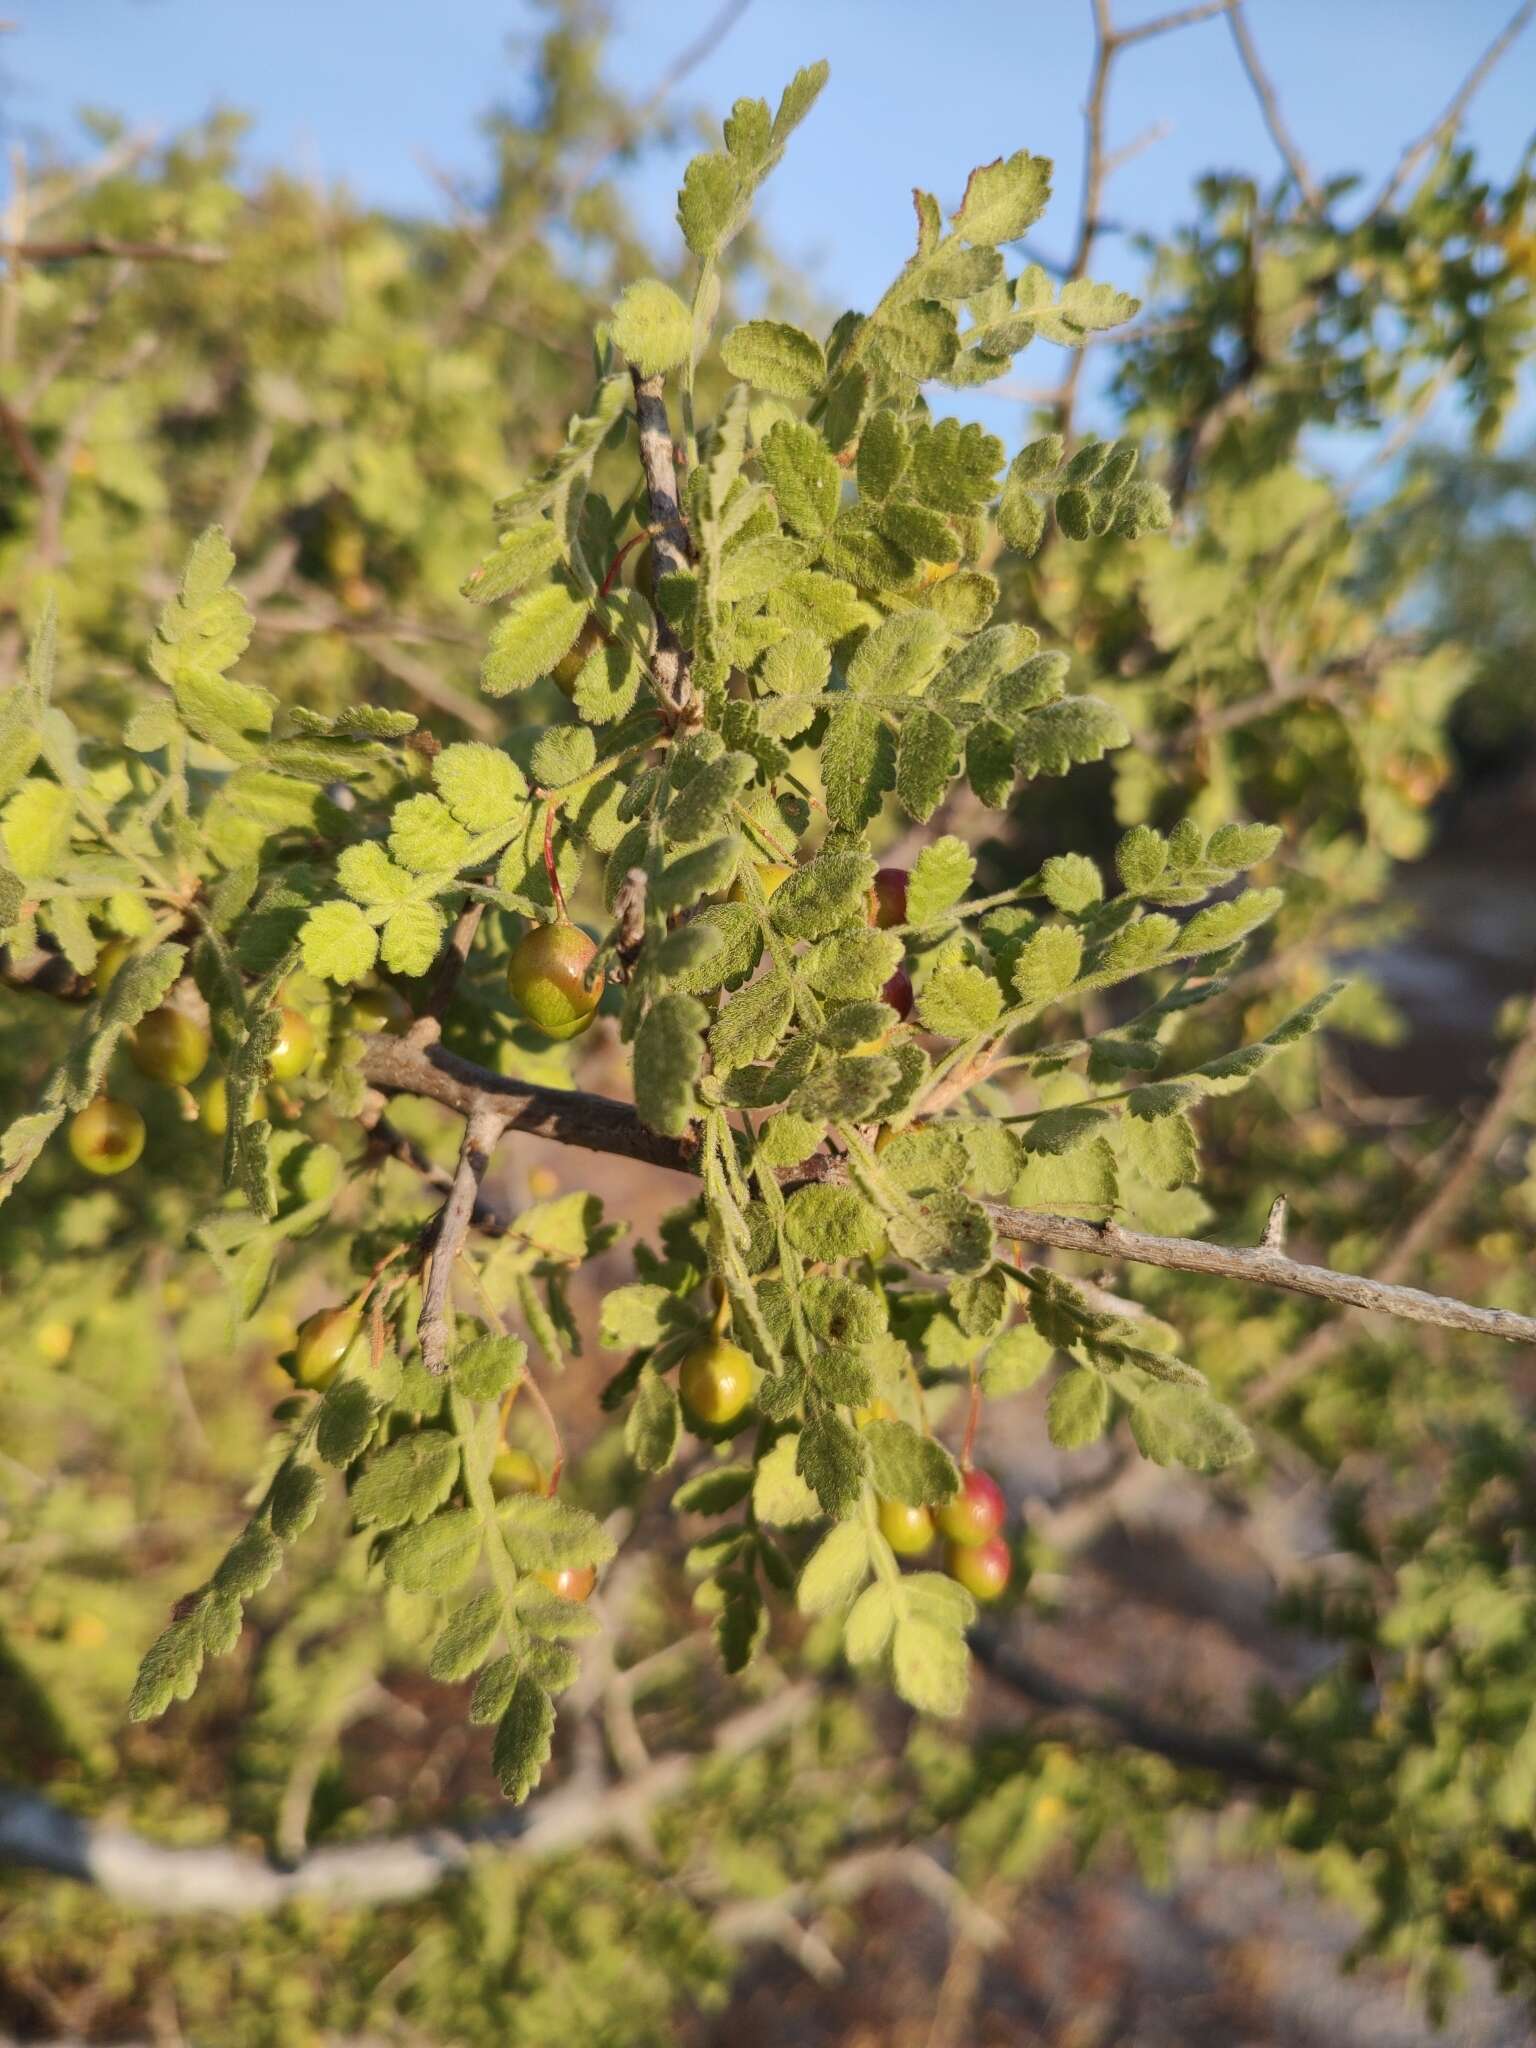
<box><xmin>678</xmin><ymin>1336</ymin><xmax>755</xmax><ymax>1428</ymax></box>
<box><xmin>268</xmin><ymin>1006</ymin><xmax>316</xmax><ymax>1080</ymax></box>
<box><xmin>536</xmin><ymin>1563</ymin><xmax>596</xmax><ymax>1603</ymax></box>
<box><xmin>347</xmin><ymin>983</ymin><xmax>412</xmax><ymax>1035</ymax></box>
<box><xmin>68</xmin><ymin>1097</ymin><xmax>146</xmax><ymax>1176</ymax></box>
<box><xmin>506</xmin><ymin>921</ymin><xmax>602</xmax><ymax>1041</ymax></box>
<box><xmin>945</xmin><ymin>1533</ymin><xmax>1012</xmax><ymax>1602</ymax></box>
<box><xmin>490</xmin><ymin>1446</ymin><xmax>546</xmax><ymax>1498</ymax></box>
<box><xmin>878</xmin><ymin>1498</ymin><xmax>935</xmax><ymax>1557</ymax></box>
<box><xmin>128</xmin><ymin>1006</ymin><xmax>210</xmax><ymax>1087</ymax></box>
<box><xmin>199</xmin><ymin>1075</ymin><xmax>268</xmax><ymax>1136</ymax></box>
<box><xmin>291</xmin><ymin>1305</ymin><xmax>360</xmax><ymax>1390</ymax></box>
<box><xmin>937</xmin><ymin>1468</ymin><xmax>1006</xmax><ymax>1548</ymax></box>
<box><xmin>551</xmin><ymin>616</ymin><xmax>607</xmax><ymax>699</ymax></box>
<box><xmin>92</xmin><ymin>937</ymin><xmax>137</xmax><ymax>994</ymax></box>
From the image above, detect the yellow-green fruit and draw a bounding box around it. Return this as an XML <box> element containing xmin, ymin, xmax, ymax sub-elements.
<box><xmin>729</xmin><ymin>862</ymin><xmax>794</xmax><ymax>906</ymax></box>
<box><xmin>268</xmin><ymin>1006</ymin><xmax>316</xmax><ymax>1080</ymax></box>
<box><xmin>129</xmin><ymin>1006</ymin><xmax>210</xmax><ymax>1087</ymax></box>
<box><xmin>536</xmin><ymin>1562</ymin><xmax>596</xmax><ymax>1603</ymax></box>
<box><xmin>878</xmin><ymin>1499</ymin><xmax>935</xmax><ymax>1557</ymax></box>
<box><xmin>347</xmin><ymin>984</ymin><xmax>412</xmax><ymax>1035</ymax></box>
<box><xmin>93</xmin><ymin>938</ymin><xmax>136</xmax><ymax>993</ymax></box>
<box><xmin>36</xmin><ymin>1320</ymin><xmax>75</xmax><ymax>1363</ymax></box>
<box><xmin>679</xmin><ymin>1337</ymin><xmax>755</xmax><ymax>1428</ymax></box>
<box><xmin>551</xmin><ymin>616</ymin><xmax>607</xmax><ymax>698</ymax></box>
<box><xmin>68</xmin><ymin>1098</ymin><xmax>146</xmax><ymax>1176</ymax></box>
<box><xmin>506</xmin><ymin>922</ymin><xmax>602</xmax><ymax>1041</ymax></box>
<box><xmin>490</xmin><ymin>1446</ymin><xmax>547</xmax><ymax>1498</ymax></box>
<box><xmin>199</xmin><ymin>1075</ymin><xmax>268</xmax><ymax>1137</ymax></box>
<box><xmin>292</xmin><ymin>1306</ymin><xmax>360</xmax><ymax>1390</ymax></box>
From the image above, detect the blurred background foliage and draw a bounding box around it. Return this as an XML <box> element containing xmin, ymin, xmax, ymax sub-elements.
<box><xmin>3</xmin><ymin>2</ymin><xmax>1536</xmax><ymax>2042</ymax></box>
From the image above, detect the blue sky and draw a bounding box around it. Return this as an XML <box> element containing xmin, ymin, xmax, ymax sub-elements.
<box><xmin>3</xmin><ymin>1</ymin><xmax>1533</xmax><ymax>436</ymax></box>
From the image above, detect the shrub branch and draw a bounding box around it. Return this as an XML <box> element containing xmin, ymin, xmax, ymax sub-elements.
<box><xmin>357</xmin><ymin>1034</ymin><xmax>1536</xmax><ymax>1354</ymax></box>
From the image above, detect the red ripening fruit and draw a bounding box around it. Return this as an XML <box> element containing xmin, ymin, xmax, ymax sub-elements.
<box><xmin>536</xmin><ymin>1563</ymin><xmax>597</xmax><ymax>1603</ymax></box>
<box><xmin>878</xmin><ymin>1499</ymin><xmax>935</xmax><ymax>1557</ymax></box>
<box><xmin>880</xmin><ymin>965</ymin><xmax>914</xmax><ymax>1021</ymax></box>
<box><xmin>946</xmin><ymin>1533</ymin><xmax>1012</xmax><ymax>1602</ymax></box>
<box><xmin>506</xmin><ymin>921</ymin><xmax>603</xmax><ymax>1041</ymax></box>
<box><xmin>679</xmin><ymin>1336</ymin><xmax>755</xmax><ymax>1428</ymax></box>
<box><xmin>937</xmin><ymin>1467</ymin><xmax>1007</xmax><ymax>1548</ymax></box>
<box><xmin>870</xmin><ymin>867</ymin><xmax>909</xmax><ymax>930</ymax></box>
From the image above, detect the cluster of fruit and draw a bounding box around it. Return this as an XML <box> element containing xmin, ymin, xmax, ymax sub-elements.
<box><xmin>677</xmin><ymin>1336</ymin><xmax>1015</xmax><ymax>1605</ymax></box>
<box><xmin>877</xmin><ymin>1466</ymin><xmax>1013</xmax><ymax>1602</ymax></box>
<box><xmin>65</xmin><ymin>949</ymin><xmax>410</xmax><ymax>1176</ymax></box>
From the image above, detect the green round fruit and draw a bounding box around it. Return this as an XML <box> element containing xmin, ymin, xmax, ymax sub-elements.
<box><xmin>878</xmin><ymin>1498</ymin><xmax>935</xmax><ymax>1557</ymax></box>
<box><xmin>506</xmin><ymin>922</ymin><xmax>602</xmax><ymax>1041</ymax></box>
<box><xmin>291</xmin><ymin>1305</ymin><xmax>360</xmax><ymax>1390</ymax></box>
<box><xmin>679</xmin><ymin>1336</ymin><xmax>755</xmax><ymax>1428</ymax></box>
<box><xmin>551</xmin><ymin>616</ymin><xmax>607</xmax><ymax>698</ymax></box>
<box><xmin>267</xmin><ymin>1006</ymin><xmax>317</xmax><ymax>1080</ymax></box>
<box><xmin>347</xmin><ymin>984</ymin><xmax>412</xmax><ymax>1035</ymax></box>
<box><xmin>937</xmin><ymin>1467</ymin><xmax>1007</xmax><ymax>1549</ymax></box>
<box><xmin>128</xmin><ymin>1005</ymin><xmax>210</xmax><ymax>1087</ymax></box>
<box><xmin>199</xmin><ymin>1076</ymin><xmax>268</xmax><ymax>1137</ymax></box>
<box><xmin>536</xmin><ymin>1562</ymin><xmax>597</xmax><ymax>1603</ymax></box>
<box><xmin>728</xmin><ymin>861</ymin><xmax>794</xmax><ymax>906</ymax></box>
<box><xmin>93</xmin><ymin>937</ymin><xmax>137</xmax><ymax>993</ymax></box>
<box><xmin>490</xmin><ymin>1446</ymin><xmax>546</xmax><ymax>1498</ymax></box>
<box><xmin>945</xmin><ymin>1533</ymin><xmax>1012</xmax><ymax>1602</ymax></box>
<box><xmin>68</xmin><ymin>1098</ymin><xmax>146</xmax><ymax>1176</ymax></box>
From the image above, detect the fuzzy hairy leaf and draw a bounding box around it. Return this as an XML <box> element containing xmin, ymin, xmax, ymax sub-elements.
<box><xmin>634</xmin><ymin>993</ymin><xmax>708</xmax><ymax>1136</ymax></box>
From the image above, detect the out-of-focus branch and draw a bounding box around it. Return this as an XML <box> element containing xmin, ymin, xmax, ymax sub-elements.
<box><xmin>1368</xmin><ymin>0</ymin><xmax>1536</xmax><ymax>220</ymax></box>
<box><xmin>1249</xmin><ymin>997</ymin><xmax>1536</xmax><ymax>1409</ymax></box>
<box><xmin>0</xmin><ymin>237</ymin><xmax>226</xmax><ymax>265</ymax></box>
<box><xmin>1052</xmin><ymin>0</ymin><xmax>1224</xmax><ymax>441</ymax></box>
<box><xmin>1225</xmin><ymin>2</ymin><xmax>1323</xmax><ymax>214</ymax></box>
<box><xmin>0</xmin><ymin>1684</ymin><xmax>813</xmax><ymax>1915</ymax></box>
<box><xmin>970</xmin><ymin>1626</ymin><xmax>1312</xmax><ymax>1790</ymax></box>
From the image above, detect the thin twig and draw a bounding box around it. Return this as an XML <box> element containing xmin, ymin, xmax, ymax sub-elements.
<box><xmin>0</xmin><ymin>1684</ymin><xmax>813</xmax><ymax>1914</ymax></box>
<box><xmin>357</xmin><ymin>1033</ymin><xmax>1536</xmax><ymax>1353</ymax></box>
<box><xmin>1226</xmin><ymin>2</ymin><xmax>1324</xmax><ymax>213</ymax></box>
<box><xmin>1368</xmin><ymin>0</ymin><xmax>1536</xmax><ymax>220</ymax></box>
<box><xmin>1116</xmin><ymin>0</ymin><xmax>1231</xmax><ymax>43</ymax></box>
<box><xmin>970</xmin><ymin>1626</ymin><xmax>1311</xmax><ymax>1789</ymax></box>
<box><xmin>418</xmin><ymin>1100</ymin><xmax>507</xmax><ymax>1374</ymax></box>
<box><xmin>0</xmin><ymin>391</ymin><xmax>43</xmax><ymax>488</ymax></box>
<box><xmin>409</xmin><ymin>897</ymin><xmax>487</xmax><ymax>1048</ymax></box>
<box><xmin>1248</xmin><ymin>998</ymin><xmax>1536</xmax><ymax>1408</ymax></box>
<box><xmin>629</xmin><ymin>366</ymin><xmax>700</xmax><ymax>730</ymax></box>
<box><xmin>0</xmin><ymin>237</ymin><xmax>226</xmax><ymax>264</ymax></box>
